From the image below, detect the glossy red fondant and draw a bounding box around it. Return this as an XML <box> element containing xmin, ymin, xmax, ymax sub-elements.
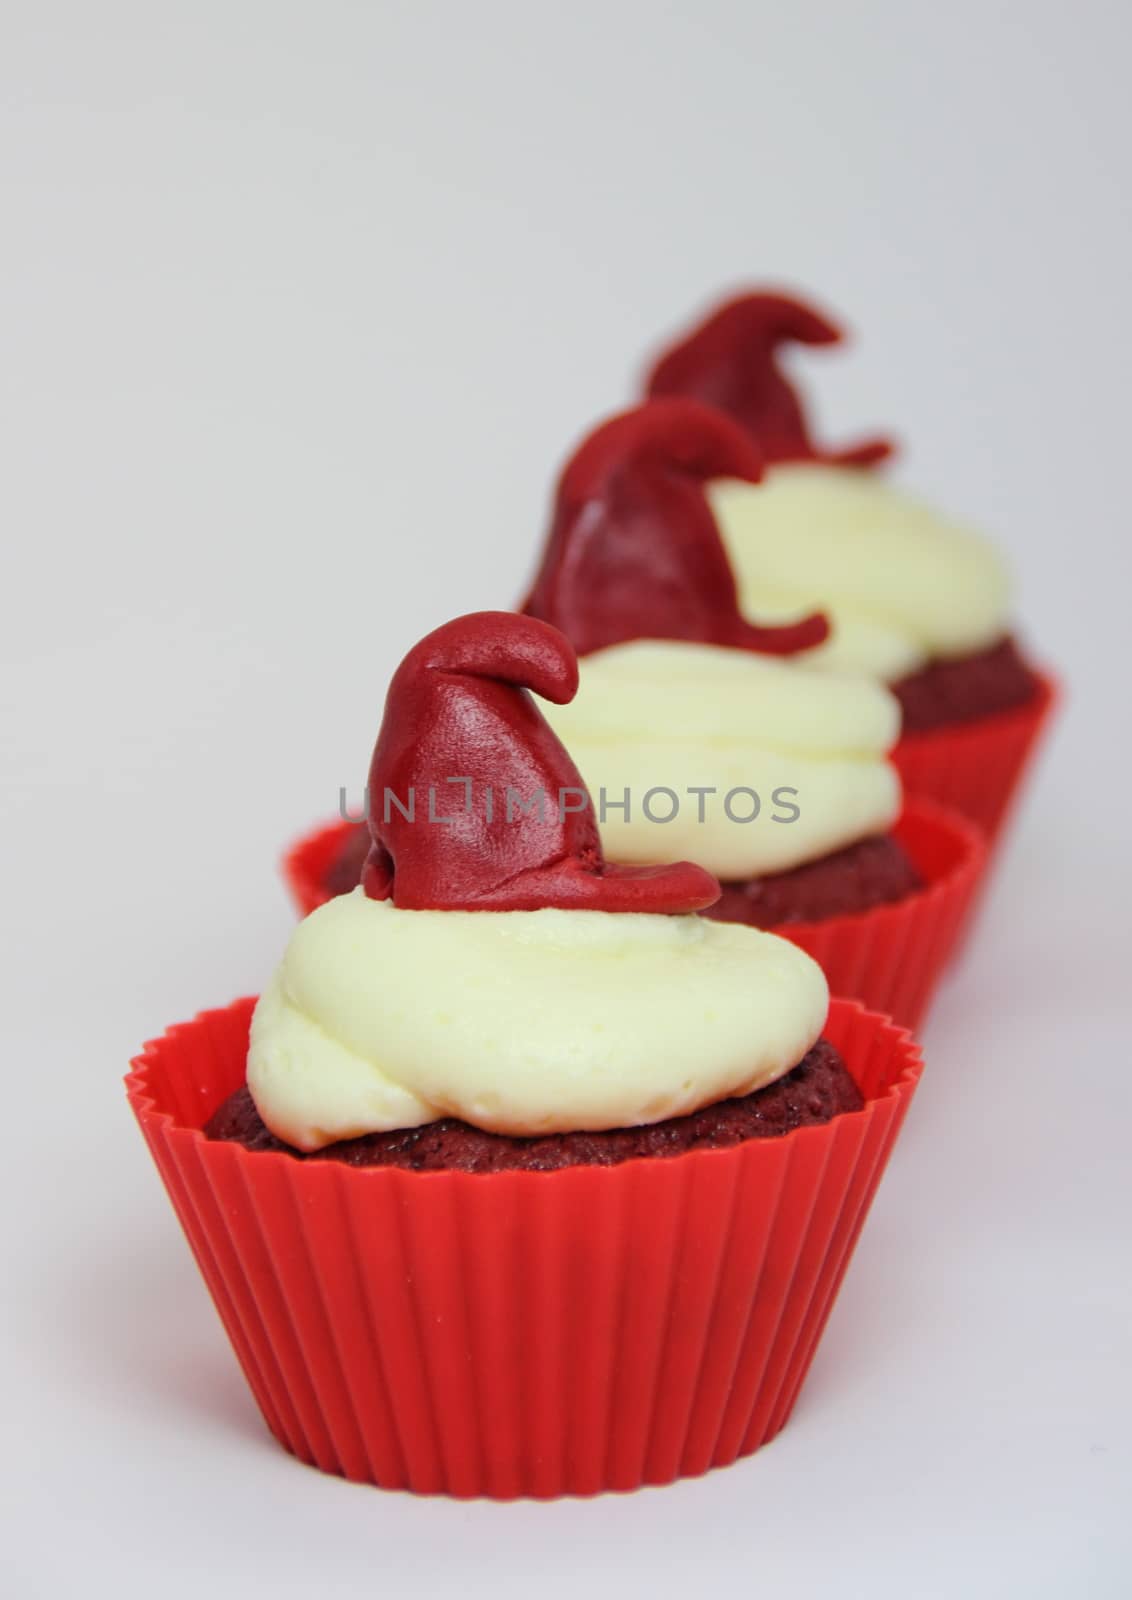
<box><xmin>645</xmin><ymin>291</ymin><xmax>893</xmax><ymax>467</ymax></box>
<box><xmin>522</xmin><ymin>400</ymin><xmax>827</xmax><ymax>657</ymax></box>
<box><xmin>361</xmin><ymin>611</ymin><xmax>719</xmax><ymax>914</ymax></box>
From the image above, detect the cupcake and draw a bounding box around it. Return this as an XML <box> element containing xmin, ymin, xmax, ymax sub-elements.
<box><xmin>293</xmin><ymin>406</ymin><xmax>983</xmax><ymax>1024</ymax></box>
<box><xmin>645</xmin><ymin>289</ymin><xmax>1057</xmax><ymax>842</ymax></box>
<box><xmin>128</xmin><ymin>611</ymin><xmax>923</xmax><ymax>1498</ymax></box>
<box><xmin>518</xmin><ymin>402</ymin><xmax>982</xmax><ymax>1027</ymax></box>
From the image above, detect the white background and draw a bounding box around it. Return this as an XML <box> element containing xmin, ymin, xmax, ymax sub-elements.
<box><xmin>2</xmin><ymin>2</ymin><xmax>1130</xmax><ymax>1595</ymax></box>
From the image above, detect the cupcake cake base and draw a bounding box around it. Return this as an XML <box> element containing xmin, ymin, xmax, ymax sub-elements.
<box><xmin>893</xmin><ymin>634</ymin><xmax>1041</xmax><ymax>732</ymax></box>
<box><xmin>206</xmin><ymin>1039</ymin><xmax>861</xmax><ymax>1172</ymax></box>
<box><xmin>706</xmin><ymin>834</ymin><xmax>923</xmax><ymax>927</ymax></box>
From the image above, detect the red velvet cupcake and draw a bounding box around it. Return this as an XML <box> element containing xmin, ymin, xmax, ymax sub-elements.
<box><xmin>515</xmin><ymin>401</ymin><xmax>983</xmax><ymax>1027</ymax></box>
<box><xmin>289</xmin><ymin>404</ymin><xmax>983</xmax><ymax>1026</ymax></box>
<box><xmin>645</xmin><ymin>289</ymin><xmax>1057</xmax><ymax>845</ymax></box>
<box><xmin>129</xmin><ymin>612</ymin><xmax>923</xmax><ymax>1499</ymax></box>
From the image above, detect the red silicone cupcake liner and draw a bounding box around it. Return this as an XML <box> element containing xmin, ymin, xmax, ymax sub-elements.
<box><xmin>126</xmin><ymin>996</ymin><xmax>922</xmax><ymax>1499</ymax></box>
<box><xmin>765</xmin><ymin>799</ymin><xmax>985</xmax><ymax>1032</ymax></box>
<box><xmin>282</xmin><ymin>818</ymin><xmax>360</xmax><ymax>917</ymax></box>
<box><xmin>893</xmin><ymin>669</ymin><xmax>1059</xmax><ymax>848</ymax></box>
<box><xmin>283</xmin><ymin>800</ymin><xmax>984</xmax><ymax>1031</ymax></box>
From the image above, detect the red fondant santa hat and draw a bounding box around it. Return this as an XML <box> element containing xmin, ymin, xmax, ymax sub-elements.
<box><xmin>362</xmin><ymin>611</ymin><xmax>719</xmax><ymax>914</ymax></box>
<box><xmin>522</xmin><ymin>399</ymin><xmax>829</xmax><ymax>658</ymax></box>
<box><xmin>645</xmin><ymin>290</ymin><xmax>893</xmax><ymax>467</ymax></box>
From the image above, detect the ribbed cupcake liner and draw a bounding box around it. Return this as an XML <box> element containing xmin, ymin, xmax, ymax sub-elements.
<box><xmin>762</xmin><ymin>799</ymin><xmax>985</xmax><ymax>1031</ymax></box>
<box><xmin>126</xmin><ymin>997</ymin><xmax>922</xmax><ymax>1499</ymax></box>
<box><xmin>893</xmin><ymin>669</ymin><xmax>1059</xmax><ymax>848</ymax></box>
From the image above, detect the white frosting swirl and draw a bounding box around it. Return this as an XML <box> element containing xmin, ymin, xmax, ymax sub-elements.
<box><xmin>247</xmin><ymin>890</ymin><xmax>829</xmax><ymax>1151</ymax></box>
<box><xmin>541</xmin><ymin>640</ymin><xmax>902</xmax><ymax>879</ymax></box>
<box><xmin>709</xmin><ymin>465</ymin><xmax>1013</xmax><ymax>680</ymax></box>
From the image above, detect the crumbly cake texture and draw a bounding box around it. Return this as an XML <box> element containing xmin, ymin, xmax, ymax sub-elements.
<box><xmin>705</xmin><ymin>833</ymin><xmax>923</xmax><ymax>927</ymax></box>
<box><xmin>206</xmin><ymin>1038</ymin><xmax>860</xmax><ymax>1172</ymax></box>
<box><xmin>893</xmin><ymin>635</ymin><xmax>1039</xmax><ymax>732</ymax></box>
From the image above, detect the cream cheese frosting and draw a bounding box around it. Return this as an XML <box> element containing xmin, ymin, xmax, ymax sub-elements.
<box><xmin>540</xmin><ymin>639</ymin><xmax>902</xmax><ymax>879</ymax></box>
<box><xmin>708</xmin><ymin>465</ymin><xmax>1012</xmax><ymax>681</ymax></box>
<box><xmin>247</xmin><ymin>890</ymin><xmax>829</xmax><ymax>1151</ymax></box>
